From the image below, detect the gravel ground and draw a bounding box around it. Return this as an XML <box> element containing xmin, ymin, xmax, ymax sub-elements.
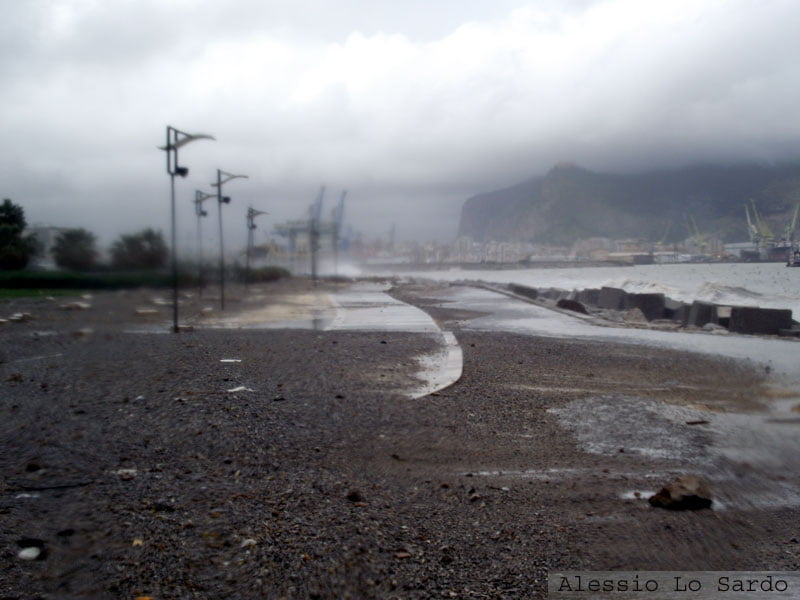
<box><xmin>1</xmin><ymin>279</ymin><xmax>798</xmax><ymax>599</ymax></box>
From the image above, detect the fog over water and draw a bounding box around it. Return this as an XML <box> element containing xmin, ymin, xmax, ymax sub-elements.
<box><xmin>3</xmin><ymin>1</ymin><xmax>800</xmax><ymax>249</ymax></box>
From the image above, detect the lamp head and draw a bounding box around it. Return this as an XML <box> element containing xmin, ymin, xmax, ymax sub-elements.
<box><xmin>222</xmin><ymin>196</ymin><xmax>231</xmax><ymax>204</ymax></box>
<box><xmin>175</xmin><ymin>166</ymin><xmax>189</xmax><ymax>178</ymax></box>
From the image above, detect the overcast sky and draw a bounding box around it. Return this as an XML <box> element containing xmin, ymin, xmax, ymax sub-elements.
<box><xmin>3</xmin><ymin>0</ymin><xmax>800</xmax><ymax>250</ymax></box>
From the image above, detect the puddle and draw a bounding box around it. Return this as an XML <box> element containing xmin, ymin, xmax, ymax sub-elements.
<box><xmin>550</xmin><ymin>395</ymin><xmax>713</xmax><ymax>461</ymax></box>
<box><xmin>552</xmin><ymin>395</ymin><xmax>800</xmax><ymax>510</ymax></box>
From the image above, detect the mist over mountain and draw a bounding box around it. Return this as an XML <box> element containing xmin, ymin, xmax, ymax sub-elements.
<box><xmin>457</xmin><ymin>163</ymin><xmax>800</xmax><ymax>246</ymax></box>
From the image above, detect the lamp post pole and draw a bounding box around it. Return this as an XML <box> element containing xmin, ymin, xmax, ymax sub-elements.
<box><xmin>212</xmin><ymin>169</ymin><xmax>248</xmax><ymax>310</ymax></box>
<box><xmin>245</xmin><ymin>206</ymin><xmax>268</xmax><ymax>288</ymax></box>
<box><xmin>309</xmin><ymin>186</ymin><xmax>325</xmax><ymax>284</ymax></box>
<box><xmin>161</xmin><ymin>126</ymin><xmax>214</xmax><ymax>333</ymax></box>
<box><xmin>194</xmin><ymin>190</ymin><xmax>215</xmax><ymax>297</ymax></box>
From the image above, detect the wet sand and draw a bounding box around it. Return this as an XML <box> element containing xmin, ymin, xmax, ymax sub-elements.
<box><xmin>1</xmin><ymin>278</ymin><xmax>798</xmax><ymax>599</ymax></box>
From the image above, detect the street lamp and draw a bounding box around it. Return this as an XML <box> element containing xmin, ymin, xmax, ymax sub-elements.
<box><xmin>309</xmin><ymin>186</ymin><xmax>325</xmax><ymax>284</ymax></box>
<box><xmin>194</xmin><ymin>190</ymin><xmax>216</xmax><ymax>297</ymax></box>
<box><xmin>160</xmin><ymin>125</ymin><xmax>214</xmax><ymax>333</ymax></box>
<box><xmin>245</xmin><ymin>206</ymin><xmax>269</xmax><ymax>287</ymax></box>
<box><xmin>211</xmin><ymin>169</ymin><xmax>248</xmax><ymax>310</ymax></box>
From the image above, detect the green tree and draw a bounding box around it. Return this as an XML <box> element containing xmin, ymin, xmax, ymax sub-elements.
<box><xmin>0</xmin><ymin>198</ymin><xmax>36</xmax><ymax>270</ymax></box>
<box><xmin>110</xmin><ymin>228</ymin><xmax>168</xmax><ymax>270</ymax></box>
<box><xmin>52</xmin><ymin>228</ymin><xmax>98</xmax><ymax>271</ymax></box>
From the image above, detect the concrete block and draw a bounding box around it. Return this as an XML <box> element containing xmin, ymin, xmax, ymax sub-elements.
<box><xmin>664</xmin><ymin>298</ymin><xmax>687</xmax><ymax>320</ymax></box>
<box><xmin>508</xmin><ymin>283</ymin><xmax>538</xmax><ymax>300</ymax></box>
<box><xmin>541</xmin><ymin>287</ymin><xmax>569</xmax><ymax>301</ymax></box>
<box><xmin>685</xmin><ymin>301</ymin><xmax>718</xmax><ymax>327</ymax></box>
<box><xmin>670</xmin><ymin>304</ymin><xmax>691</xmax><ymax>324</ymax></box>
<box><xmin>598</xmin><ymin>286</ymin><xmax>627</xmax><ymax>310</ymax></box>
<box><xmin>556</xmin><ymin>298</ymin><xmax>588</xmax><ymax>314</ymax></box>
<box><xmin>577</xmin><ymin>288</ymin><xmax>600</xmax><ymax>306</ymax></box>
<box><xmin>729</xmin><ymin>306</ymin><xmax>793</xmax><ymax>335</ymax></box>
<box><xmin>624</xmin><ymin>293</ymin><xmax>666</xmax><ymax>321</ymax></box>
<box><xmin>716</xmin><ymin>306</ymin><xmax>732</xmax><ymax>328</ymax></box>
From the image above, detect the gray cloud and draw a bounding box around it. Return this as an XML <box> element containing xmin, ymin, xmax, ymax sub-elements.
<box><xmin>2</xmin><ymin>0</ymin><xmax>800</xmax><ymax>249</ymax></box>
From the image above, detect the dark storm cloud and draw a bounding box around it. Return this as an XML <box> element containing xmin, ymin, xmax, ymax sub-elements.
<box><xmin>2</xmin><ymin>0</ymin><xmax>800</xmax><ymax>246</ymax></box>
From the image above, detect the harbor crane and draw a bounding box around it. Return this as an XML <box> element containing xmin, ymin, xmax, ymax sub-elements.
<box><xmin>684</xmin><ymin>214</ymin><xmax>708</xmax><ymax>253</ymax></box>
<box><xmin>745</xmin><ymin>203</ymin><xmax>761</xmax><ymax>246</ymax></box>
<box><xmin>748</xmin><ymin>200</ymin><xmax>774</xmax><ymax>247</ymax></box>
<box><xmin>273</xmin><ymin>187</ymin><xmax>347</xmax><ymax>278</ymax></box>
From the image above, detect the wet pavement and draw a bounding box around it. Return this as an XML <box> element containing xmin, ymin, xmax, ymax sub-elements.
<box><xmin>198</xmin><ymin>282</ymin><xmax>462</xmax><ymax>398</ymax></box>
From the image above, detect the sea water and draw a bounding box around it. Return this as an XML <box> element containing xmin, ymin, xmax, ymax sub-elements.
<box><xmin>393</xmin><ymin>262</ymin><xmax>800</xmax><ymax>317</ymax></box>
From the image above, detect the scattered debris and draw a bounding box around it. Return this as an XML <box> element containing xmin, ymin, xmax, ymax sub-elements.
<box><xmin>346</xmin><ymin>490</ymin><xmax>364</xmax><ymax>503</ymax></box>
<box><xmin>134</xmin><ymin>308</ymin><xmax>159</xmax><ymax>317</ymax></box>
<box><xmin>71</xmin><ymin>328</ymin><xmax>94</xmax><ymax>339</ymax></box>
<box><xmin>9</xmin><ymin>312</ymin><xmax>34</xmax><ymax>322</ymax></box>
<box><xmin>686</xmin><ymin>419</ymin><xmax>710</xmax><ymax>426</ymax></box>
<box><xmin>114</xmin><ymin>468</ymin><xmax>138</xmax><ymax>481</ymax></box>
<box><xmin>227</xmin><ymin>386</ymin><xmax>254</xmax><ymax>393</ymax></box>
<box><xmin>60</xmin><ymin>302</ymin><xmax>91</xmax><ymax>311</ymax></box>
<box><xmin>648</xmin><ymin>474</ymin><xmax>712</xmax><ymax>510</ymax></box>
<box><xmin>220</xmin><ymin>359</ymin><xmax>242</xmax><ymax>363</ymax></box>
<box><xmin>240</xmin><ymin>538</ymin><xmax>257</xmax><ymax>548</ymax></box>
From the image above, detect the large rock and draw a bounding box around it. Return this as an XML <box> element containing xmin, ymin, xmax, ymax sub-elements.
<box><xmin>623</xmin><ymin>307</ymin><xmax>648</xmax><ymax>323</ymax></box>
<box><xmin>598</xmin><ymin>286</ymin><xmax>627</xmax><ymax>310</ymax></box>
<box><xmin>648</xmin><ymin>474</ymin><xmax>712</xmax><ymax>510</ymax></box>
<box><xmin>729</xmin><ymin>306</ymin><xmax>793</xmax><ymax>335</ymax></box>
<box><xmin>625</xmin><ymin>293</ymin><xmax>666</xmax><ymax>321</ymax></box>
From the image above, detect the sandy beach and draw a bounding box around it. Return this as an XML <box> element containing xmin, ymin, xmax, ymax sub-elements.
<box><xmin>1</xmin><ymin>278</ymin><xmax>798</xmax><ymax>599</ymax></box>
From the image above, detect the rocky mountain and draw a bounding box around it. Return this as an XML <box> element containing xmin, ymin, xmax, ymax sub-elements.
<box><xmin>457</xmin><ymin>163</ymin><xmax>800</xmax><ymax>245</ymax></box>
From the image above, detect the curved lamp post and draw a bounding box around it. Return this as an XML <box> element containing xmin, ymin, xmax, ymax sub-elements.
<box><xmin>160</xmin><ymin>126</ymin><xmax>214</xmax><ymax>333</ymax></box>
<box><xmin>194</xmin><ymin>190</ymin><xmax>216</xmax><ymax>297</ymax></box>
<box><xmin>211</xmin><ymin>169</ymin><xmax>248</xmax><ymax>310</ymax></box>
<box><xmin>245</xmin><ymin>206</ymin><xmax>269</xmax><ymax>287</ymax></box>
